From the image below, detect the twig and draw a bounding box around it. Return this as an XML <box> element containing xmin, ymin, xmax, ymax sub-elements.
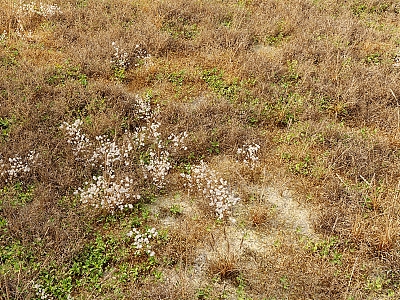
<box><xmin>259</xmin><ymin>166</ymin><xmax>267</xmax><ymax>204</ymax></box>
<box><xmin>359</xmin><ymin>175</ymin><xmax>371</xmax><ymax>187</ymax></box>
<box><xmin>239</xmin><ymin>232</ymin><xmax>245</xmax><ymax>250</ymax></box>
<box><xmin>209</xmin><ymin>232</ymin><xmax>215</xmax><ymax>252</ymax></box>
<box><xmin>336</xmin><ymin>173</ymin><xmax>347</xmax><ymax>187</ymax></box>
<box><xmin>3</xmin><ymin>274</ymin><xmax>10</xmax><ymax>300</ymax></box>
<box><xmin>345</xmin><ymin>257</ymin><xmax>358</xmax><ymax>299</ymax></box>
<box><xmin>331</xmin><ymin>214</ymin><xmax>339</xmax><ymax>233</ymax></box>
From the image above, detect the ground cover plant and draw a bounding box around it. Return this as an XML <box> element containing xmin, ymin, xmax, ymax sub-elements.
<box><xmin>1</xmin><ymin>0</ymin><xmax>400</xmax><ymax>299</ymax></box>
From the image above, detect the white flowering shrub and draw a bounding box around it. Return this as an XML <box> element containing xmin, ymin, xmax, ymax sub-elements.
<box><xmin>141</xmin><ymin>150</ymin><xmax>171</xmax><ymax>189</ymax></box>
<box><xmin>0</xmin><ymin>151</ymin><xmax>37</xmax><ymax>183</ymax></box>
<box><xmin>111</xmin><ymin>43</ymin><xmax>151</xmax><ymax>70</ymax></box>
<box><xmin>15</xmin><ymin>1</ymin><xmax>62</xmax><ymax>39</ymax></box>
<box><xmin>132</xmin><ymin>44</ymin><xmax>152</xmax><ymax>68</ymax></box>
<box><xmin>59</xmin><ymin>119</ymin><xmax>91</xmax><ymax>157</ymax></box>
<box><xmin>181</xmin><ymin>161</ymin><xmax>240</xmax><ymax>219</ymax></box>
<box><xmin>134</xmin><ymin>94</ymin><xmax>155</xmax><ymax>122</ymax></box>
<box><xmin>138</xmin><ymin>124</ymin><xmax>187</xmax><ymax>189</ymax></box>
<box><xmin>111</xmin><ymin>42</ymin><xmax>130</xmax><ymax>70</ymax></box>
<box><xmin>60</xmin><ymin>95</ymin><xmax>188</xmax><ymax>213</ymax></box>
<box><xmin>74</xmin><ymin>175</ymin><xmax>141</xmax><ymax>211</ymax></box>
<box><xmin>127</xmin><ymin>98</ymin><xmax>187</xmax><ymax>189</ymax></box>
<box><xmin>32</xmin><ymin>282</ymin><xmax>54</xmax><ymax>300</ymax></box>
<box><xmin>18</xmin><ymin>1</ymin><xmax>62</xmax><ymax>17</ymax></box>
<box><xmin>127</xmin><ymin>227</ymin><xmax>158</xmax><ymax>257</ymax></box>
<box><xmin>60</xmin><ymin>120</ymin><xmax>137</xmax><ymax>212</ymax></box>
<box><xmin>237</xmin><ymin>143</ymin><xmax>261</xmax><ymax>170</ymax></box>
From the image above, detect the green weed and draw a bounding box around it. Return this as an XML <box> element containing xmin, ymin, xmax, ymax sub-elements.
<box><xmin>113</xmin><ymin>67</ymin><xmax>126</xmax><ymax>82</ymax></box>
<box><xmin>306</xmin><ymin>237</ymin><xmax>345</xmax><ymax>265</ymax></box>
<box><xmin>365</xmin><ymin>53</ymin><xmax>382</xmax><ymax>64</ymax></box>
<box><xmin>168</xmin><ymin>70</ymin><xmax>186</xmax><ymax>87</ymax></box>
<box><xmin>47</xmin><ymin>63</ymin><xmax>88</xmax><ymax>87</ymax></box>
<box><xmin>196</xmin><ymin>285</ymin><xmax>212</xmax><ymax>299</ymax></box>
<box><xmin>208</xmin><ymin>141</ymin><xmax>220</xmax><ymax>155</ymax></box>
<box><xmin>201</xmin><ymin>68</ymin><xmax>240</xmax><ymax>102</ymax></box>
<box><xmin>162</xmin><ymin>17</ymin><xmax>199</xmax><ymax>40</ymax></box>
<box><xmin>0</xmin><ymin>116</ymin><xmax>14</xmax><ymax>141</ymax></box>
<box><xmin>289</xmin><ymin>154</ymin><xmax>313</xmax><ymax>176</ymax></box>
<box><xmin>0</xmin><ymin>241</ymin><xmax>36</xmax><ymax>275</ymax></box>
<box><xmin>0</xmin><ymin>182</ymin><xmax>34</xmax><ymax>208</ymax></box>
<box><xmin>169</xmin><ymin>204</ymin><xmax>182</xmax><ymax>215</ymax></box>
<box><xmin>265</xmin><ymin>20</ymin><xmax>289</xmax><ymax>46</ymax></box>
<box><xmin>280</xmin><ymin>275</ymin><xmax>290</xmax><ymax>290</ymax></box>
<box><xmin>1</xmin><ymin>48</ymin><xmax>19</xmax><ymax>67</ymax></box>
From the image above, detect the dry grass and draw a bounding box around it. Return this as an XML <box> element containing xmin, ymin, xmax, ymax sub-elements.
<box><xmin>1</xmin><ymin>0</ymin><xmax>400</xmax><ymax>299</ymax></box>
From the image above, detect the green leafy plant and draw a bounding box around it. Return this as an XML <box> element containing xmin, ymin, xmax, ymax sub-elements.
<box><xmin>0</xmin><ymin>182</ymin><xmax>34</xmax><ymax>207</ymax></box>
<box><xmin>1</xmin><ymin>48</ymin><xmax>19</xmax><ymax>66</ymax></box>
<box><xmin>265</xmin><ymin>20</ymin><xmax>289</xmax><ymax>46</ymax></box>
<box><xmin>162</xmin><ymin>17</ymin><xmax>198</xmax><ymax>39</ymax></box>
<box><xmin>365</xmin><ymin>53</ymin><xmax>381</xmax><ymax>64</ymax></box>
<box><xmin>201</xmin><ymin>68</ymin><xmax>240</xmax><ymax>102</ymax></box>
<box><xmin>0</xmin><ymin>116</ymin><xmax>13</xmax><ymax>141</ymax></box>
<box><xmin>290</xmin><ymin>154</ymin><xmax>312</xmax><ymax>176</ymax></box>
<box><xmin>280</xmin><ymin>275</ymin><xmax>290</xmax><ymax>290</ymax></box>
<box><xmin>306</xmin><ymin>237</ymin><xmax>344</xmax><ymax>265</ymax></box>
<box><xmin>47</xmin><ymin>63</ymin><xmax>88</xmax><ymax>87</ymax></box>
<box><xmin>169</xmin><ymin>204</ymin><xmax>182</xmax><ymax>215</ymax></box>
<box><xmin>35</xmin><ymin>234</ymin><xmax>122</xmax><ymax>298</ymax></box>
<box><xmin>113</xmin><ymin>67</ymin><xmax>126</xmax><ymax>82</ymax></box>
<box><xmin>196</xmin><ymin>285</ymin><xmax>212</xmax><ymax>299</ymax></box>
<box><xmin>168</xmin><ymin>70</ymin><xmax>186</xmax><ymax>87</ymax></box>
<box><xmin>208</xmin><ymin>141</ymin><xmax>220</xmax><ymax>154</ymax></box>
<box><xmin>0</xmin><ymin>240</ymin><xmax>36</xmax><ymax>276</ymax></box>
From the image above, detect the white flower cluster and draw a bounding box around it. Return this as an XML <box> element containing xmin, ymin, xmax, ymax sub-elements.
<box><xmin>15</xmin><ymin>1</ymin><xmax>62</xmax><ymax>39</ymax></box>
<box><xmin>127</xmin><ymin>227</ymin><xmax>158</xmax><ymax>256</ymax></box>
<box><xmin>32</xmin><ymin>282</ymin><xmax>54</xmax><ymax>300</ymax></box>
<box><xmin>18</xmin><ymin>1</ymin><xmax>62</xmax><ymax>17</ymax></box>
<box><xmin>37</xmin><ymin>2</ymin><xmax>62</xmax><ymax>16</ymax></box>
<box><xmin>168</xmin><ymin>132</ymin><xmax>188</xmax><ymax>151</ymax></box>
<box><xmin>137</xmin><ymin>122</ymin><xmax>187</xmax><ymax>189</ymax></box>
<box><xmin>181</xmin><ymin>161</ymin><xmax>240</xmax><ymax>219</ymax></box>
<box><xmin>141</xmin><ymin>150</ymin><xmax>171</xmax><ymax>189</ymax></box>
<box><xmin>132</xmin><ymin>44</ymin><xmax>151</xmax><ymax>68</ymax></box>
<box><xmin>60</xmin><ymin>119</ymin><xmax>91</xmax><ymax>157</ymax></box>
<box><xmin>0</xmin><ymin>151</ymin><xmax>37</xmax><ymax>183</ymax></box>
<box><xmin>134</xmin><ymin>94</ymin><xmax>156</xmax><ymax>122</ymax></box>
<box><xmin>60</xmin><ymin>120</ymin><xmax>135</xmax><ymax>212</ymax></box>
<box><xmin>74</xmin><ymin>175</ymin><xmax>141</xmax><ymax>212</ymax></box>
<box><xmin>88</xmin><ymin>135</ymin><xmax>134</xmax><ymax>175</ymax></box>
<box><xmin>111</xmin><ymin>42</ymin><xmax>130</xmax><ymax>70</ymax></box>
<box><xmin>237</xmin><ymin>143</ymin><xmax>261</xmax><ymax>169</ymax></box>
<box><xmin>110</xmin><ymin>42</ymin><xmax>152</xmax><ymax>70</ymax></box>
<box><xmin>129</xmin><ymin>99</ymin><xmax>187</xmax><ymax>189</ymax></box>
